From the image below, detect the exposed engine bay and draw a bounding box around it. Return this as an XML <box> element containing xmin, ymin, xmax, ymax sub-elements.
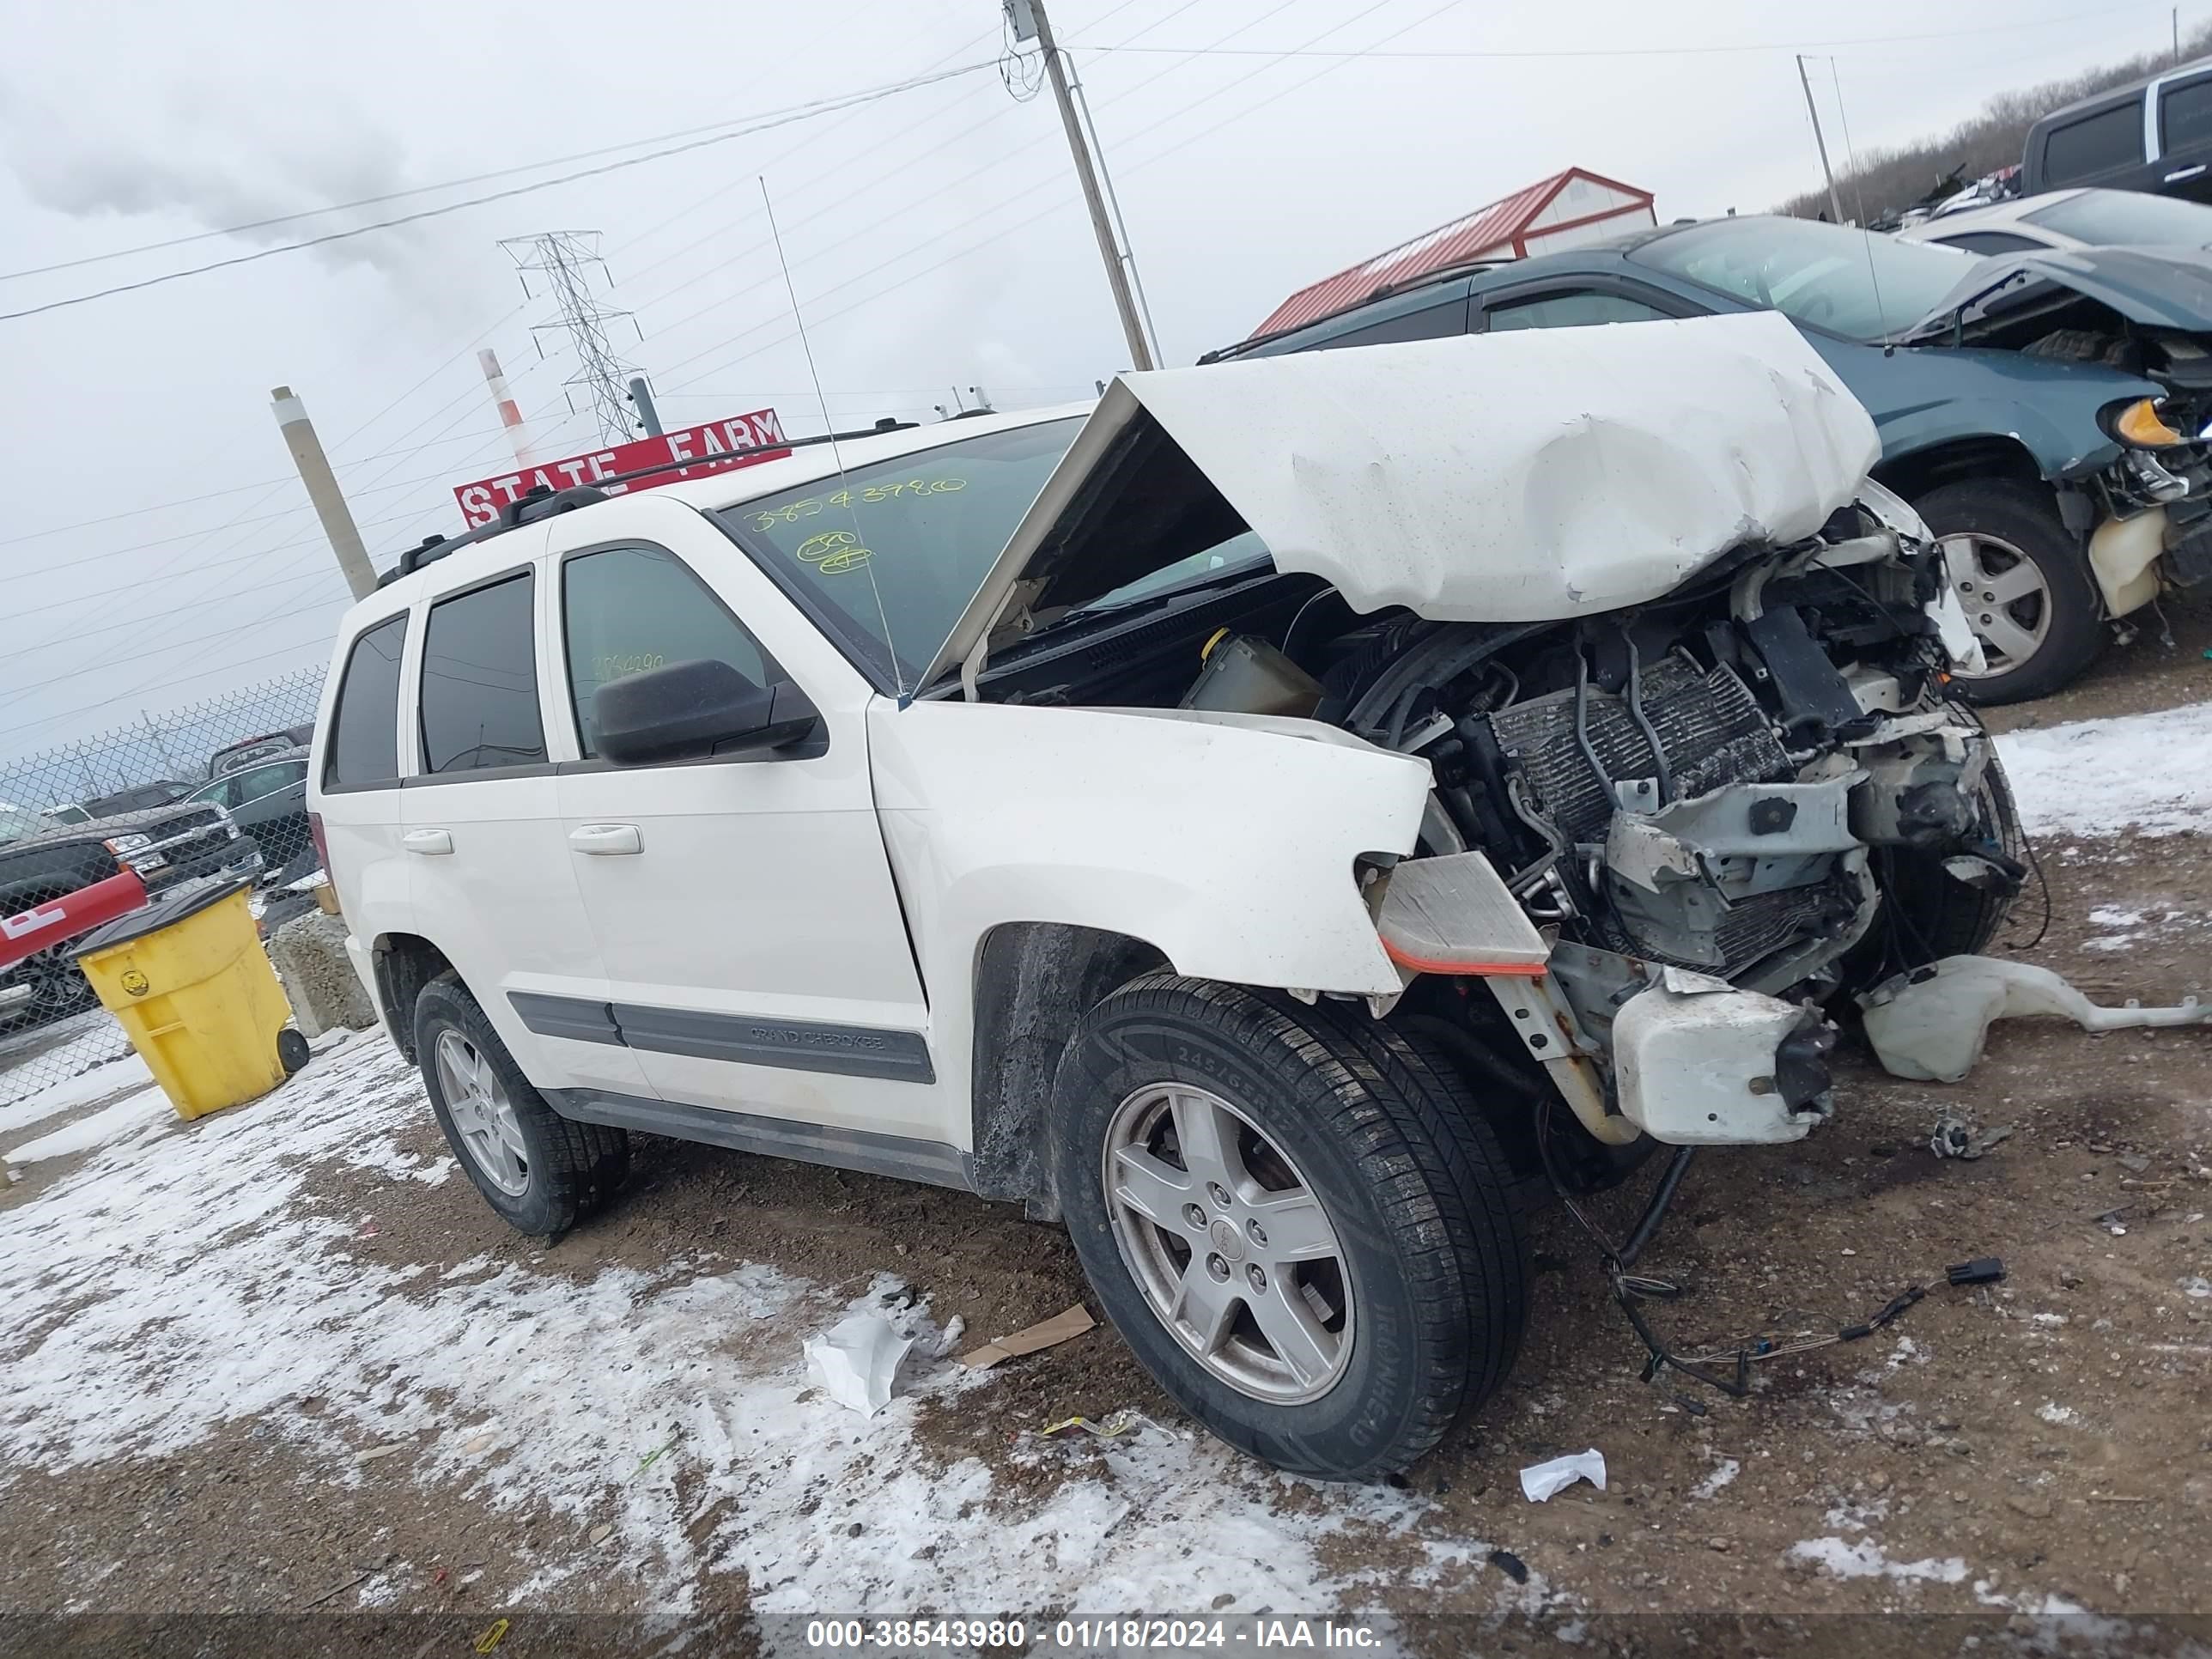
<box><xmin>977</xmin><ymin>492</ymin><xmax>2020</xmax><ymax>1158</ymax></box>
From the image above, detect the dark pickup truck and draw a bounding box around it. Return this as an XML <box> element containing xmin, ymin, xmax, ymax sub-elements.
<box><xmin>0</xmin><ymin>799</ymin><xmax>260</xmax><ymax>1026</ymax></box>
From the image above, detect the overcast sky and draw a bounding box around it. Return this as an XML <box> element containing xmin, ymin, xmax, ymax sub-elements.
<box><xmin>0</xmin><ymin>0</ymin><xmax>2177</xmax><ymax>762</ymax></box>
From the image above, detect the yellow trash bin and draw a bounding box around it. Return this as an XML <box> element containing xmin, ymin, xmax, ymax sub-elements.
<box><xmin>75</xmin><ymin>876</ymin><xmax>303</xmax><ymax>1121</ymax></box>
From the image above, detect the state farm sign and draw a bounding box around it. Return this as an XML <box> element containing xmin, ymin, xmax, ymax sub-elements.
<box><xmin>452</xmin><ymin>408</ymin><xmax>787</xmax><ymax>528</ymax></box>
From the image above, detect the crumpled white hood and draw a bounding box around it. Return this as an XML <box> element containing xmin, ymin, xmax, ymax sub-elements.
<box><xmin>1133</xmin><ymin>311</ymin><xmax>1880</xmax><ymax>620</ymax></box>
<box><xmin>926</xmin><ymin>311</ymin><xmax>1883</xmax><ymax>689</ymax></box>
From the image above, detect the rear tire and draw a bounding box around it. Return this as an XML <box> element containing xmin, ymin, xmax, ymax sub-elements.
<box><xmin>1915</xmin><ymin>479</ymin><xmax>2102</xmax><ymax>705</ymax></box>
<box><xmin>1051</xmin><ymin>975</ymin><xmax>1528</xmax><ymax>1480</ymax></box>
<box><xmin>414</xmin><ymin>974</ymin><xmax>629</xmax><ymax>1238</ymax></box>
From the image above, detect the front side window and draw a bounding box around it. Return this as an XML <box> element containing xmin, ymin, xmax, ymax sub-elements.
<box><xmin>1485</xmin><ymin>290</ymin><xmax>1674</xmax><ymax>331</ymax></box>
<box><xmin>1632</xmin><ymin>217</ymin><xmax>1978</xmax><ymax>341</ymax></box>
<box><xmin>562</xmin><ymin>545</ymin><xmax>774</xmax><ymax>759</ymax></box>
<box><xmin>419</xmin><ymin>573</ymin><xmax>546</xmax><ymax>776</ymax></box>
<box><xmin>713</xmin><ymin>418</ymin><xmax>1082</xmax><ymax>689</ymax></box>
<box><xmin>2164</xmin><ymin>77</ymin><xmax>2212</xmax><ymax>155</ymax></box>
<box><xmin>2043</xmin><ymin>104</ymin><xmax>2146</xmax><ymax>185</ymax></box>
<box><xmin>232</xmin><ymin>761</ymin><xmax>306</xmax><ymax>804</ymax></box>
<box><xmin>188</xmin><ymin>775</ymin><xmax>240</xmax><ymax>809</ymax></box>
<box><xmin>325</xmin><ymin>615</ymin><xmax>407</xmax><ymax>789</ymax></box>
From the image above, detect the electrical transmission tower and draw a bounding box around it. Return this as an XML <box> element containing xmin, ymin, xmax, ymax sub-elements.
<box><xmin>501</xmin><ymin>231</ymin><xmax>646</xmax><ymax>447</ymax></box>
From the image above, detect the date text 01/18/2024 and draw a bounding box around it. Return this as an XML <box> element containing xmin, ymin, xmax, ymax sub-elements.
<box><xmin>801</xmin><ymin>1620</ymin><xmax>1386</xmax><ymax>1650</ymax></box>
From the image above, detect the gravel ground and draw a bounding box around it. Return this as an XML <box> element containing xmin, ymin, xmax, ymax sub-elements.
<box><xmin>3</xmin><ymin>661</ymin><xmax>2209</xmax><ymax>1655</ymax></box>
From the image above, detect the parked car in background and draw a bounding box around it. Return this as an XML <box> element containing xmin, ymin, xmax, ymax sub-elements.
<box><xmin>209</xmin><ymin>723</ymin><xmax>315</xmax><ymax>779</ymax></box>
<box><xmin>1212</xmin><ymin>214</ymin><xmax>2212</xmax><ymax>702</ymax></box>
<box><xmin>185</xmin><ymin>750</ymin><xmax>310</xmax><ymax>874</ymax></box>
<box><xmin>2023</xmin><ymin>57</ymin><xmax>2212</xmax><ymax>204</ymax></box>
<box><xmin>1900</xmin><ymin>186</ymin><xmax>2212</xmax><ymax>255</ymax></box>
<box><xmin>81</xmin><ymin>780</ymin><xmax>192</xmax><ymax>817</ymax></box>
<box><xmin>314</xmin><ymin>323</ymin><xmax>2016</xmax><ymax>1477</ymax></box>
<box><xmin>0</xmin><ymin>797</ymin><xmax>259</xmax><ymax>1025</ymax></box>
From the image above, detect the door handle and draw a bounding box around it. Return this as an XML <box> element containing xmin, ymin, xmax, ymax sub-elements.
<box><xmin>2166</xmin><ymin>164</ymin><xmax>2206</xmax><ymax>183</ymax></box>
<box><xmin>569</xmin><ymin>823</ymin><xmax>643</xmax><ymax>856</ymax></box>
<box><xmin>401</xmin><ymin>829</ymin><xmax>453</xmax><ymax>856</ymax></box>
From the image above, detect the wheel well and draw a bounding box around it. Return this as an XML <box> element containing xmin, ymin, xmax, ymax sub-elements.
<box><xmin>1872</xmin><ymin>436</ymin><xmax>2045</xmax><ymax>503</ymax></box>
<box><xmin>968</xmin><ymin>922</ymin><xmax>1168</xmax><ymax>1209</ymax></box>
<box><xmin>372</xmin><ymin>933</ymin><xmax>454</xmax><ymax>1060</ymax></box>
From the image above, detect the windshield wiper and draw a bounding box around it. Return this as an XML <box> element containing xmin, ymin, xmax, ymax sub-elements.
<box><xmin>1061</xmin><ymin>561</ymin><xmax>1271</xmax><ymax>622</ymax></box>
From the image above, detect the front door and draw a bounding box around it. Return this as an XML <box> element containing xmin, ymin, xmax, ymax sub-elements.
<box><xmin>541</xmin><ymin>514</ymin><xmax>948</xmax><ymax>1154</ymax></box>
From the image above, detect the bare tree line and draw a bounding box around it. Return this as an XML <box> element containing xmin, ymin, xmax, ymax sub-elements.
<box><xmin>1776</xmin><ymin>23</ymin><xmax>2212</xmax><ymax>222</ymax></box>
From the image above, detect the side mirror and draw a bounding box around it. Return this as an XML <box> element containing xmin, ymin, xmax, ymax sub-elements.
<box><xmin>593</xmin><ymin>659</ymin><xmax>821</xmax><ymax>767</ymax></box>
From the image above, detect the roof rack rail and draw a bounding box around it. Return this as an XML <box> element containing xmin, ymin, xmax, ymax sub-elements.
<box><xmin>373</xmin><ymin>416</ymin><xmax>920</xmax><ymax>590</ymax></box>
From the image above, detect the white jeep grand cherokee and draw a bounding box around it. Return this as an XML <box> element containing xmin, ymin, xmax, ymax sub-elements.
<box><xmin>313</xmin><ymin>316</ymin><xmax>2017</xmax><ymax>1479</ymax></box>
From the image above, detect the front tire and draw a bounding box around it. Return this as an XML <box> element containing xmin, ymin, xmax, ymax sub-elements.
<box><xmin>414</xmin><ymin>975</ymin><xmax>628</xmax><ymax>1238</ymax></box>
<box><xmin>1052</xmin><ymin>975</ymin><xmax>1528</xmax><ymax>1480</ymax></box>
<box><xmin>1916</xmin><ymin>479</ymin><xmax>2102</xmax><ymax>705</ymax></box>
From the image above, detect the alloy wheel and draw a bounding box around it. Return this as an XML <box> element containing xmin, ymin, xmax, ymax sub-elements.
<box><xmin>1939</xmin><ymin>532</ymin><xmax>2051</xmax><ymax>678</ymax></box>
<box><xmin>434</xmin><ymin>1029</ymin><xmax>531</xmax><ymax>1196</ymax></box>
<box><xmin>1100</xmin><ymin>1083</ymin><xmax>1354</xmax><ymax>1404</ymax></box>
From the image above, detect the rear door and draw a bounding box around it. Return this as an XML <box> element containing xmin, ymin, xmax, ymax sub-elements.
<box><xmin>2034</xmin><ymin>95</ymin><xmax>2154</xmax><ymax>195</ymax></box>
<box><xmin>317</xmin><ymin>612</ymin><xmax>412</xmax><ymax>974</ymax></box>
<box><xmin>544</xmin><ymin>505</ymin><xmax>950</xmax><ymax>1158</ymax></box>
<box><xmin>2155</xmin><ymin>71</ymin><xmax>2212</xmax><ymax>200</ymax></box>
<box><xmin>401</xmin><ymin>550</ymin><xmax>652</xmax><ymax>1101</ymax></box>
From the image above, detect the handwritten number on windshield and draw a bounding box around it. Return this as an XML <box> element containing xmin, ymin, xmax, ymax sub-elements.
<box><xmin>749</xmin><ymin>476</ymin><xmax>966</xmax><ymax>533</ymax></box>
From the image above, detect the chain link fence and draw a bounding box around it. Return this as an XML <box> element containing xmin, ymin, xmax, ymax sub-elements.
<box><xmin>2</xmin><ymin>669</ymin><xmax>325</xmax><ymax>1124</ymax></box>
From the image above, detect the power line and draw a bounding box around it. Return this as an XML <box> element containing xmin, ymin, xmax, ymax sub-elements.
<box><xmin>1070</xmin><ymin>3</ymin><xmax>2154</xmax><ymax>58</ymax></box>
<box><xmin>0</xmin><ymin>62</ymin><xmax>996</xmax><ymax>325</ymax></box>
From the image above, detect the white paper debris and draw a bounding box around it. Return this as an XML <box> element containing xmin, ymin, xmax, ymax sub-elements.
<box><xmin>804</xmin><ymin>1311</ymin><xmax>914</xmax><ymax>1416</ymax></box>
<box><xmin>1520</xmin><ymin>1449</ymin><xmax>1607</xmax><ymax>1502</ymax></box>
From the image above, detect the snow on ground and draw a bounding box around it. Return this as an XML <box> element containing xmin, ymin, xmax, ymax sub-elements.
<box><xmin>0</xmin><ymin>1031</ymin><xmax>1510</xmax><ymax>1618</ymax></box>
<box><xmin>3</xmin><ymin>1086</ymin><xmax>167</xmax><ymax>1164</ymax></box>
<box><xmin>1996</xmin><ymin>700</ymin><xmax>2212</xmax><ymax>839</ymax></box>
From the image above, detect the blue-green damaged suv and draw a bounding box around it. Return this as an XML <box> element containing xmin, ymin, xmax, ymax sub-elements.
<box><xmin>1211</xmin><ymin>215</ymin><xmax>2212</xmax><ymax>702</ymax></box>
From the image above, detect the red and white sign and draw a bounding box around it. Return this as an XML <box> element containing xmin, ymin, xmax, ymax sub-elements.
<box><xmin>451</xmin><ymin>408</ymin><xmax>788</xmax><ymax>528</ymax></box>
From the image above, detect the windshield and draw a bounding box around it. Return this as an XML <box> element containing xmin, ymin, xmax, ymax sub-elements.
<box><xmin>0</xmin><ymin>803</ymin><xmax>54</xmax><ymax>846</ymax></box>
<box><xmin>713</xmin><ymin>418</ymin><xmax>1082</xmax><ymax>689</ymax></box>
<box><xmin>1632</xmin><ymin>217</ymin><xmax>1978</xmax><ymax>341</ymax></box>
<box><xmin>2027</xmin><ymin>189</ymin><xmax>2212</xmax><ymax>246</ymax></box>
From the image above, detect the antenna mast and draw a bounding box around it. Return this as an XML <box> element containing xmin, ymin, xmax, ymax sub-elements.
<box><xmin>501</xmin><ymin>230</ymin><xmax>647</xmax><ymax>446</ymax></box>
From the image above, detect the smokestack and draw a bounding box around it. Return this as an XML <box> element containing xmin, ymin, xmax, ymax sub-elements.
<box><xmin>478</xmin><ymin>348</ymin><xmax>538</xmax><ymax>466</ymax></box>
<box><xmin>270</xmin><ymin>386</ymin><xmax>376</xmax><ymax>601</ymax></box>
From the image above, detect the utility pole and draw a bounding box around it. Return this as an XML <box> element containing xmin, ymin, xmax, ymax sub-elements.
<box><xmin>270</xmin><ymin>386</ymin><xmax>376</xmax><ymax>601</ymax></box>
<box><xmin>627</xmin><ymin>374</ymin><xmax>665</xmax><ymax>437</ymax></box>
<box><xmin>1017</xmin><ymin>0</ymin><xmax>1156</xmax><ymax>370</ymax></box>
<box><xmin>2177</xmin><ymin>7</ymin><xmax>2184</xmax><ymax>64</ymax></box>
<box><xmin>1796</xmin><ymin>55</ymin><xmax>1846</xmax><ymax>227</ymax></box>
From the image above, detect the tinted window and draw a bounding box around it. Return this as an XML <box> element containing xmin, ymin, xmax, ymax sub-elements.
<box><xmin>1485</xmin><ymin>290</ymin><xmax>1674</xmax><ymax>331</ymax></box>
<box><xmin>2025</xmin><ymin>188</ymin><xmax>2212</xmax><ymax>243</ymax></box>
<box><xmin>1632</xmin><ymin>217</ymin><xmax>1977</xmax><ymax>341</ymax></box>
<box><xmin>188</xmin><ymin>775</ymin><xmax>240</xmax><ymax>809</ymax></box>
<box><xmin>562</xmin><ymin>545</ymin><xmax>773</xmax><ymax>759</ymax></box>
<box><xmin>233</xmin><ymin>761</ymin><xmax>306</xmax><ymax>803</ymax></box>
<box><xmin>2043</xmin><ymin>104</ymin><xmax>2146</xmax><ymax>185</ymax></box>
<box><xmin>2163</xmin><ymin>77</ymin><xmax>2212</xmax><ymax>154</ymax></box>
<box><xmin>419</xmin><ymin>574</ymin><xmax>546</xmax><ymax>775</ymax></box>
<box><xmin>325</xmin><ymin>616</ymin><xmax>407</xmax><ymax>789</ymax></box>
<box><xmin>1322</xmin><ymin>298</ymin><xmax>1469</xmax><ymax>349</ymax></box>
<box><xmin>1929</xmin><ymin>230</ymin><xmax>2049</xmax><ymax>256</ymax></box>
<box><xmin>714</xmin><ymin>419</ymin><xmax>1080</xmax><ymax>690</ymax></box>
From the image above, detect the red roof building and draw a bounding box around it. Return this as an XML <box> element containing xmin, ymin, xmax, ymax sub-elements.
<box><xmin>1249</xmin><ymin>167</ymin><xmax>1657</xmax><ymax>339</ymax></box>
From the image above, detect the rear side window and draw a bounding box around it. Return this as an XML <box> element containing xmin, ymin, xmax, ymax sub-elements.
<box><xmin>419</xmin><ymin>573</ymin><xmax>547</xmax><ymax>775</ymax></box>
<box><xmin>1929</xmin><ymin>230</ymin><xmax>2047</xmax><ymax>256</ymax></box>
<box><xmin>325</xmin><ymin>616</ymin><xmax>407</xmax><ymax>789</ymax></box>
<box><xmin>1320</xmin><ymin>297</ymin><xmax>1469</xmax><ymax>349</ymax></box>
<box><xmin>2163</xmin><ymin>77</ymin><xmax>2212</xmax><ymax>154</ymax></box>
<box><xmin>561</xmin><ymin>544</ymin><xmax>774</xmax><ymax>759</ymax></box>
<box><xmin>1485</xmin><ymin>290</ymin><xmax>1674</xmax><ymax>331</ymax></box>
<box><xmin>2042</xmin><ymin>104</ymin><xmax>2146</xmax><ymax>185</ymax></box>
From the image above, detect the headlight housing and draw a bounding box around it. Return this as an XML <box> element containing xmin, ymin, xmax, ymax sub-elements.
<box><xmin>102</xmin><ymin>833</ymin><xmax>151</xmax><ymax>856</ymax></box>
<box><xmin>2104</xmin><ymin>397</ymin><xmax>2186</xmax><ymax>448</ymax></box>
